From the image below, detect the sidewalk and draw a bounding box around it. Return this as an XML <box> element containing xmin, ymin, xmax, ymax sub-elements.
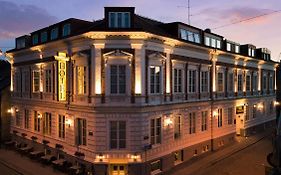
<box><xmin>167</xmin><ymin>128</ymin><xmax>273</xmax><ymax>175</ymax></box>
<box><xmin>0</xmin><ymin>148</ymin><xmax>65</xmax><ymax>175</ymax></box>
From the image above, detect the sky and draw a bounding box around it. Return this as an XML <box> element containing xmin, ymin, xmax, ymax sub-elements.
<box><xmin>0</xmin><ymin>0</ymin><xmax>281</xmax><ymax>61</ymax></box>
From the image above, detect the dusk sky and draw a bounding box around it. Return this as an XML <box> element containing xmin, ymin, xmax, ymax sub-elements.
<box><xmin>0</xmin><ymin>0</ymin><xmax>281</xmax><ymax>60</ymax></box>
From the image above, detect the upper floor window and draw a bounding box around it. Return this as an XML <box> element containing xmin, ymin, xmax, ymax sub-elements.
<box><xmin>246</xmin><ymin>75</ymin><xmax>251</xmax><ymax>91</ymax></box>
<box><xmin>45</xmin><ymin>69</ymin><xmax>52</xmax><ymax>93</ymax></box>
<box><xmin>62</xmin><ymin>23</ymin><xmax>71</xmax><ymax>37</ymax></box>
<box><xmin>189</xmin><ymin>112</ymin><xmax>196</xmax><ymax>134</ymax></box>
<box><xmin>33</xmin><ymin>71</ymin><xmax>40</xmax><ymax>93</ymax></box>
<box><xmin>269</xmin><ymin>75</ymin><xmax>273</xmax><ymax>90</ymax></box>
<box><xmin>110</xmin><ymin>65</ymin><xmax>126</xmax><ymax>94</ymax></box>
<box><xmin>77</xmin><ymin>66</ymin><xmax>87</xmax><ymax>95</ymax></box>
<box><xmin>228</xmin><ymin>73</ymin><xmax>233</xmax><ymax>92</ymax></box>
<box><xmin>238</xmin><ymin>74</ymin><xmax>243</xmax><ymax>92</ymax></box>
<box><xmin>110</xmin><ymin>121</ymin><xmax>126</xmax><ymax>149</ymax></box>
<box><xmin>235</xmin><ymin>45</ymin><xmax>240</xmax><ymax>53</ymax></box>
<box><xmin>41</xmin><ymin>31</ymin><xmax>48</xmax><ymax>43</ymax></box>
<box><xmin>174</xmin><ymin>115</ymin><xmax>182</xmax><ymax>139</ymax></box>
<box><xmin>34</xmin><ymin>111</ymin><xmax>41</xmax><ymax>132</ymax></box>
<box><xmin>109</xmin><ymin>12</ymin><xmax>131</xmax><ymax>28</ymax></box>
<box><xmin>227</xmin><ymin>43</ymin><xmax>231</xmax><ymax>51</ymax></box>
<box><xmin>150</xmin><ymin>66</ymin><xmax>161</xmax><ymax>94</ymax></box>
<box><xmin>151</xmin><ymin>117</ymin><xmax>161</xmax><ymax>145</ymax></box>
<box><xmin>32</xmin><ymin>34</ymin><xmax>38</xmax><ymax>45</ymax></box>
<box><xmin>205</xmin><ymin>36</ymin><xmax>221</xmax><ymax>48</ymax></box>
<box><xmin>201</xmin><ymin>71</ymin><xmax>208</xmax><ymax>92</ymax></box>
<box><xmin>248</xmin><ymin>48</ymin><xmax>255</xmax><ymax>57</ymax></box>
<box><xmin>217</xmin><ymin>72</ymin><xmax>223</xmax><ymax>92</ymax></box>
<box><xmin>201</xmin><ymin>111</ymin><xmax>208</xmax><ymax>131</ymax></box>
<box><xmin>188</xmin><ymin>70</ymin><xmax>196</xmax><ymax>93</ymax></box>
<box><xmin>22</xmin><ymin>71</ymin><xmax>30</xmax><ymax>93</ymax></box>
<box><xmin>218</xmin><ymin>108</ymin><xmax>223</xmax><ymax>127</ymax></box>
<box><xmin>51</xmin><ymin>28</ymin><xmax>59</xmax><ymax>40</ymax></box>
<box><xmin>263</xmin><ymin>75</ymin><xmax>267</xmax><ymax>90</ymax></box>
<box><xmin>174</xmin><ymin>69</ymin><xmax>182</xmax><ymax>93</ymax></box>
<box><xmin>253</xmin><ymin>75</ymin><xmax>257</xmax><ymax>91</ymax></box>
<box><xmin>76</xmin><ymin>118</ymin><xmax>87</xmax><ymax>146</ymax></box>
<box><xmin>205</xmin><ymin>37</ymin><xmax>210</xmax><ymax>46</ymax></box>
<box><xmin>180</xmin><ymin>29</ymin><xmax>200</xmax><ymax>43</ymax></box>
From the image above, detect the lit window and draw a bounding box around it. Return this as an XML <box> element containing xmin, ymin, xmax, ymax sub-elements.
<box><xmin>180</xmin><ymin>29</ymin><xmax>187</xmax><ymax>40</ymax></box>
<box><xmin>150</xmin><ymin>66</ymin><xmax>161</xmax><ymax>94</ymax></box>
<box><xmin>151</xmin><ymin>117</ymin><xmax>161</xmax><ymax>145</ymax></box>
<box><xmin>235</xmin><ymin>45</ymin><xmax>240</xmax><ymax>53</ymax></box>
<box><xmin>174</xmin><ymin>69</ymin><xmax>182</xmax><ymax>93</ymax></box>
<box><xmin>201</xmin><ymin>111</ymin><xmax>207</xmax><ymax>131</ymax></box>
<box><xmin>110</xmin><ymin>121</ymin><xmax>126</xmax><ymax>149</ymax></box>
<box><xmin>205</xmin><ymin>37</ymin><xmax>210</xmax><ymax>46</ymax></box>
<box><xmin>174</xmin><ymin>115</ymin><xmax>182</xmax><ymax>139</ymax></box>
<box><xmin>58</xmin><ymin>115</ymin><xmax>65</xmax><ymax>139</ymax></box>
<box><xmin>51</xmin><ymin>28</ymin><xmax>58</xmax><ymax>40</ymax></box>
<box><xmin>77</xmin><ymin>66</ymin><xmax>87</xmax><ymax>95</ymax></box>
<box><xmin>15</xmin><ymin>109</ymin><xmax>21</xmax><ymax>127</ymax></box>
<box><xmin>41</xmin><ymin>31</ymin><xmax>48</xmax><ymax>43</ymax></box>
<box><xmin>43</xmin><ymin>112</ymin><xmax>52</xmax><ymax>135</ymax></box>
<box><xmin>174</xmin><ymin>150</ymin><xmax>183</xmax><ymax>164</ymax></box>
<box><xmin>211</xmin><ymin>38</ymin><xmax>216</xmax><ymax>48</ymax></box>
<box><xmin>252</xmin><ymin>49</ymin><xmax>255</xmax><ymax>57</ymax></box>
<box><xmin>187</xmin><ymin>31</ymin><xmax>194</xmax><ymax>42</ymax></box>
<box><xmin>218</xmin><ymin>108</ymin><xmax>223</xmax><ymax>127</ymax></box>
<box><xmin>217</xmin><ymin>40</ymin><xmax>221</xmax><ymax>48</ymax></box>
<box><xmin>194</xmin><ymin>33</ymin><xmax>200</xmax><ymax>43</ymax></box>
<box><xmin>32</xmin><ymin>34</ymin><xmax>38</xmax><ymax>45</ymax></box>
<box><xmin>76</xmin><ymin>118</ymin><xmax>87</xmax><ymax>146</ymax></box>
<box><xmin>62</xmin><ymin>23</ymin><xmax>71</xmax><ymax>36</ymax></box>
<box><xmin>189</xmin><ymin>112</ymin><xmax>196</xmax><ymax>134</ymax></box>
<box><xmin>227</xmin><ymin>43</ymin><xmax>231</xmax><ymax>51</ymax></box>
<box><xmin>34</xmin><ymin>111</ymin><xmax>41</xmax><ymax>132</ymax></box>
<box><xmin>33</xmin><ymin>71</ymin><xmax>40</xmax><ymax>93</ymax></box>
<box><xmin>110</xmin><ymin>65</ymin><xmax>126</xmax><ymax>94</ymax></box>
<box><xmin>109</xmin><ymin>12</ymin><xmax>131</xmax><ymax>28</ymax></box>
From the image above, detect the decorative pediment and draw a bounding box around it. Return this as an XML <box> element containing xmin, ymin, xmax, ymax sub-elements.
<box><xmin>103</xmin><ymin>49</ymin><xmax>133</xmax><ymax>59</ymax></box>
<box><xmin>148</xmin><ymin>52</ymin><xmax>166</xmax><ymax>61</ymax></box>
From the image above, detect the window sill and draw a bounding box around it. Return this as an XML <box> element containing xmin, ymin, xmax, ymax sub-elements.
<box><xmin>151</xmin><ymin>169</ymin><xmax>162</xmax><ymax>175</ymax></box>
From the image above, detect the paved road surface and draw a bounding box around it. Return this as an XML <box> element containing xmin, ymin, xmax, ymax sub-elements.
<box><xmin>0</xmin><ymin>161</ymin><xmax>21</xmax><ymax>175</ymax></box>
<box><xmin>196</xmin><ymin>135</ymin><xmax>272</xmax><ymax>175</ymax></box>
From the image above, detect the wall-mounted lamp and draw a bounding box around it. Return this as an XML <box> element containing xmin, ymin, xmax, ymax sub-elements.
<box><xmin>164</xmin><ymin>117</ymin><xmax>173</xmax><ymax>127</ymax></box>
<box><xmin>66</xmin><ymin>119</ymin><xmax>72</xmax><ymax>128</ymax></box>
<box><xmin>257</xmin><ymin>104</ymin><xmax>264</xmax><ymax>109</ymax></box>
<box><xmin>131</xmin><ymin>154</ymin><xmax>140</xmax><ymax>162</ymax></box>
<box><xmin>97</xmin><ymin>153</ymin><xmax>105</xmax><ymax>162</ymax></box>
<box><xmin>274</xmin><ymin>101</ymin><xmax>280</xmax><ymax>106</ymax></box>
<box><xmin>15</xmin><ymin>108</ymin><xmax>19</xmax><ymax>113</ymax></box>
<box><xmin>213</xmin><ymin>111</ymin><xmax>218</xmax><ymax>117</ymax></box>
<box><xmin>37</xmin><ymin>113</ymin><xmax>42</xmax><ymax>119</ymax></box>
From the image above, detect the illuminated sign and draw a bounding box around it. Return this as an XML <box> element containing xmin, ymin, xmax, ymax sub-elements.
<box><xmin>236</xmin><ymin>106</ymin><xmax>244</xmax><ymax>114</ymax></box>
<box><xmin>55</xmin><ymin>52</ymin><xmax>69</xmax><ymax>101</ymax></box>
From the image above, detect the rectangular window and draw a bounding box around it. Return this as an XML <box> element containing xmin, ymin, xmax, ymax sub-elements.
<box><xmin>252</xmin><ymin>49</ymin><xmax>255</xmax><ymax>57</ymax></box>
<box><xmin>110</xmin><ymin>121</ymin><xmax>126</xmax><ymax>149</ymax></box>
<box><xmin>227</xmin><ymin>108</ymin><xmax>233</xmax><ymax>125</ymax></box>
<box><xmin>201</xmin><ymin>111</ymin><xmax>207</xmax><ymax>131</ymax></box>
<box><xmin>187</xmin><ymin>31</ymin><xmax>194</xmax><ymax>42</ymax></box>
<box><xmin>110</xmin><ymin>65</ymin><xmax>126</xmax><ymax>94</ymax></box>
<box><xmin>108</xmin><ymin>12</ymin><xmax>131</xmax><ymax>28</ymax></box>
<box><xmin>218</xmin><ymin>108</ymin><xmax>223</xmax><ymax>127</ymax></box>
<box><xmin>62</xmin><ymin>23</ymin><xmax>71</xmax><ymax>36</ymax></box>
<box><xmin>151</xmin><ymin>160</ymin><xmax>161</xmax><ymax>173</ymax></box>
<box><xmin>180</xmin><ymin>29</ymin><xmax>187</xmax><ymax>40</ymax></box>
<box><xmin>50</xmin><ymin>28</ymin><xmax>58</xmax><ymax>40</ymax></box>
<box><xmin>150</xmin><ymin>118</ymin><xmax>161</xmax><ymax>145</ymax></box>
<box><xmin>33</xmin><ymin>71</ymin><xmax>40</xmax><ymax>92</ymax></box>
<box><xmin>16</xmin><ymin>110</ymin><xmax>20</xmax><ymax>127</ymax></box>
<box><xmin>227</xmin><ymin>43</ymin><xmax>231</xmax><ymax>51</ymax></box>
<box><xmin>150</xmin><ymin>66</ymin><xmax>161</xmax><ymax>94</ymax></box>
<box><xmin>253</xmin><ymin>75</ymin><xmax>257</xmax><ymax>91</ymax></box>
<box><xmin>235</xmin><ymin>45</ymin><xmax>240</xmax><ymax>53</ymax></box>
<box><xmin>217</xmin><ymin>40</ymin><xmax>221</xmax><ymax>48</ymax></box>
<box><xmin>174</xmin><ymin>115</ymin><xmax>181</xmax><ymax>139</ymax></box>
<box><xmin>253</xmin><ymin>105</ymin><xmax>257</xmax><ymax>118</ymax></box>
<box><xmin>189</xmin><ymin>112</ymin><xmax>196</xmax><ymax>134</ymax></box>
<box><xmin>248</xmin><ymin>48</ymin><xmax>251</xmax><ymax>56</ymax></box>
<box><xmin>174</xmin><ymin>150</ymin><xmax>183</xmax><ymax>164</ymax></box>
<box><xmin>205</xmin><ymin>37</ymin><xmax>210</xmax><ymax>46</ymax></box>
<box><xmin>238</xmin><ymin>74</ymin><xmax>242</xmax><ymax>92</ymax></box>
<box><xmin>211</xmin><ymin>38</ymin><xmax>216</xmax><ymax>48</ymax></box>
<box><xmin>189</xmin><ymin>70</ymin><xmax>196</xmax><ymax>93</ymax></box>
<box><xmin>34</xmin><ymin>111</ymin><xmax>41</xmax><ymax>132</ymax></box>
<box><xmin>22</xmin><ymin>71</ymin><xmax>30</xmax><ymax>93</ymax></box>
<box><xmin>77</xmin><ymin>66</ymin><xmax>87</xmax><ymax>95</ymax></box>
<box><xmin>58</xmin><ymin>115</ymin><xmax>65</xmax><ymax>139</ymax></box>
<box><xmin>15</xmin><ymin>72</ymin><xmax>21</xmax><ymax>92</ymax></box>
<box><xmin>270</xmin><ymin>101</ymin><xmax>274</xmax><ymax>114</ymax></box>
<box><xmin>174</xmin><ymin>69</ymin><xmax>182</xmax><ymax>93</ymax></box>
<box><xmin>45</xmin><ymin>69</ymin><xmax>52</xmax><ymax>93</ymax></box>
<box><xmin>32</xmin><ymin>34</ymin><xmax>38</xmax><ymax>45</ymax></box>
<box><xmin>246</xmin><ymin>75</ymin><xmax>251</xmax><ymax>91</ymax></box>
<box><xmin>269</xmin><ymin>76</ymin><xmax>273</xmax><ymax>90</ymax></box>
<box><xmin>24</xmin><ymin>109</ymin><xmax>30</xmax><ymax>129</ymax></box>
<box><xmin>228</xmin><ymin>73</ymin><xmax>233</xmax><ymax>92</ymax></box>
<box><xmin>245</xmin><ymin>105</ymin><xmax>250</xmax><ymax>120</ymax></box>
<box><xmin>263</xmin><ymin>76</ymin><xmax>267</xmax><ymax>90</ymax></box>
<box><xmin>217</xmin><ymin>72</ymin><xmax>223</xmax><ymax>92</ymax></box>
<box><xmin>201</xmin><ymin>71</ymin><xmax>208</xmax><ymax>92</ymax></box>
<box><xmin>77</xmin><ymin>118</ymin><xmax>87</xmax><ymax>146</ymax></box>
<box><xmin>41</xmin><ymin>31</ymin><xmax>48</xmax><ymax>43</ymax></box>
<box><xmin>194</xmin><ymin>33</ymin><xmax>200</xmax><ymax>43</ymax></box>
<box><xmin>43</xmin><ymin>112</ymin><xmax>52</xmax><ymax>135</ymax></box>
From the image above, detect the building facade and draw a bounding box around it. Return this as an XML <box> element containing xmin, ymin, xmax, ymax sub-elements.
<box><xmin>7</xmin><ymin>7</ymin><xmax>278</xmax><ymax>175</ymax></box>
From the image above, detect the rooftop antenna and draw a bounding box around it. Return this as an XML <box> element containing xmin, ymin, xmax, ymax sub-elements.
<box><xmin>188</xmin><ymin>0</ymin><xmax>191</xmax><ymax>25</ymax></box>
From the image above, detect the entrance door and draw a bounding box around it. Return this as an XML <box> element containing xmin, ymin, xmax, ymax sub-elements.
<box><xmin>236</xmin><ymin>115</ymin><xmax>243</xmax><ymax>135</ymax></box>
<box><xmin>110</xmin><ymin>164</ymin><xmax>127</xmax><ymax>175</ymax></box>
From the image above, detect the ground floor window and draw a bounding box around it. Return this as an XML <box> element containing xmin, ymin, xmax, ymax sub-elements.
<box><xmin>24</xmin><ymin>109</ymin><xmax>30</xmax><ymax>129</ymax></box>
<box><xmin>43</xmin><ymin>112</ymin><xmax>52</xmax><ymax>135</ymax></box>
<box><xmin>15</xmin><ymin>109</ymin><xmax>21</xmax><ymax>127</ymax></box>
<box><xmin>76</xmin><ymin>118</ymin><xmax>87</xmax><ymax>146</ymax></box>
<box><xmin>110</xmin><ymin>164</ymin><xmax>127</xmax><ymax>175</ymax></box>
<box><xmin>110</xmin><ymin>121</ymin><xmax>126</xmax><ymax>149</ymax></box>
<box><xmin>34</xmin><ymin>111</ymin><xmax>41</xmax><ymax>132</ymax></box>
<box><xmin>151</xmin><ymin>160</ymin><xmax>161</xmax><ymax>173</ymax></box>
<box><xmin>58</xmin><ymin>115</ymin><xmax>65</xmax><ymax>139</ymax></box>
<box><xmin>174</xmin><ymin>150</ymin><xmax>183</xmax><ymax>164</ymax></box>
<box><xmin>227</xmin><ymin>107</ymin><xmax>233</xmax><ymax>124</ymax></box>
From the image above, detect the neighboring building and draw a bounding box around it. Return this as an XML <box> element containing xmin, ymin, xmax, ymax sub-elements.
<box><xmin>0</xmin><ymin>60</ymin><xmax>11</xmax><ymax>143</ymax></box>
<box><xmin>6</xmin><ymin>7</ymin><xmax>278</xmax><ymax>175</ymax></box>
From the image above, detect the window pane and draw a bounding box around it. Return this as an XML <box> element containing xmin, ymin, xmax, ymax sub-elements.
<box><xmin>110</xmin><ymin>65</ymin><xmax>118</xmax><ymax>94</ymax></box>
<box><xmin>51</xmin><ymin>28</ymin><xmax>58</xmax><ymax>40</ymax></box>
<box><xmin>119</xmin><ymin>65</ymin><xmax>126</xmax><ymax>94</ymax></box>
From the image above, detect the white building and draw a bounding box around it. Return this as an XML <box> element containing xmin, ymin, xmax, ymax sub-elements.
<box><xmin>7</xmin><ymin>7</ymin><xmax>278</xmax><ymax>175</ymax></box>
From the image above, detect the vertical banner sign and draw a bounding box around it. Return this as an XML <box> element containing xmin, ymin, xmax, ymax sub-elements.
<box><xmin>55</xmin><ymin>52</ymin><xmax>69</xmax><ymax>101</ymax></box>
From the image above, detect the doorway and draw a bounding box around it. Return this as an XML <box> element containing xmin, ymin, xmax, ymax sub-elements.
<box><xmin>236</xmin><ymin>114</ymin><xmax>244</xmax><ymax>135</ymax></box>
<box><xmin>110</xmin><ymin>164</ymin><xmax>127</xmax><ymax>175</ymax></box>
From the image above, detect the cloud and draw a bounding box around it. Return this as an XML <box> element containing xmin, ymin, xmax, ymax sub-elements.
<box><xmin>0</xmin><ymin>1</ymin><xmax>57</xmax><ymax>39</ymax></box>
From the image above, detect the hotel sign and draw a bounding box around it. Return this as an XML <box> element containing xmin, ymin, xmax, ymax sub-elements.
<box><xmin>55</xmin><ymin>52</ymin><xmax>69</xmax><ymax>101</ymax></box>
<box><xmin>236</xmin><ymin>106</ymin><xmax>244</xmax><ymax>114</ymax></box>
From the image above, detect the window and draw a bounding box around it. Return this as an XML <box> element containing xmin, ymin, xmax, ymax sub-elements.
<box><xmin>32</xmin><ymin>34</ymin><xmax>38</xmax><ymax>45</ymax></box>
<box><xmin>174</xmin><ymin>69</ymin><xmax>182</xmax><ymax>93</ymax></box>
<box><xmin>77</xmin><ymin>66</ymin><xmax>87</xmax><ymax>95</ymax></box>
<box><xmin>174</xmin><ymin>150</ymin><xmax>183</xmax><ymax>164</ymax></box>
<box><xmin>245</xmin><ymin>105</ymin><xmax>249</xmax><ymax>120</ymax></box>
<box><xmin>238</xmin><ymin>74</ymin><xmax>242</xmax><ymax>92</ymax></box>
<box><xmin>45</xmin><ymin>69</ymin><xmax>52</xmax><ymax>93</ymax></box>
<box><xmin>218</xmin><ymin>108</ymin><xmax>223</xmax><ymax>127</ymax></box>
<box><xmin>201</xmin><ymin>111</ymin><xmax>207</xmax><ymax>131</ymax></box>
<box><xmin>253</xmin><ymin>75</ymin><xmax>257</xmax><ymax>91</ymax></box>
<box><xmin>180</xmin><ymin>30</ymin><xmax>201</xmax><ymax>44</ymax></box>
<box><xmin>34</xmin><ymin>111</ymin><xmax>41</xmax><ymax>132</ymax></box>
<box><xmin>246</xmin><ymin>75</ymin><xmax>251</xmax><ymax>91</ymax></box>
<box><xmin>151</xmin><ymin>118</ymin><xmax>161</xmax><ymax>145</ymax></box>
<box><xmin>22</xmin><ymin>71</ymin><xmax>30</xmax><ymax>93</ymax></box>
<box><xmin>253</xmin><ymin>105</ymin><xmax>257</xmax><ymax>118</ymax></box>
<box><xmin>51</xmin><ymin>28</ymin><xmax>58</xmax><ymax>40</ymax></box>
<box><xmin>15</xmin><ymin>72</ymin><xmax>21</xmax><ymax>92</ymax></box>
<box><xmin>205</xmin><ymin>37</ymin><xmax>210</xmax><ymax>46</ymax></box>
<box><xmin>235</xmin><ymin>45</ymin><xmax>240</xmax><ymax>53</ymax></box>
<box><xmin>194</xmin><ymin>34</ymin><xmax>200</xmax><ymax>43</ymax></box>
<box><xmin>263</xmin><ymin>75</ymin><xmax>267</xmax><ymax>90</ymax></box>
<box><xmin>217</xmin><ymin>40</ymin><xmax>221</xmax><ymax>48</ymax></box>
<box><xmin>41</xmin><ymin>31</ymin><xmax>48</xmax><ymax>43</ymax></box>
<box><xmin>16</xmin><ymin>109</ymin><xmax>20</xmax><ymax>127</ymax></box>
<box><xmin>174</xmin><ymin>115</ymin><xmax>182</xmax><ymax>139</ymax></box>
<box><xmin>252</xmin><ymin>49</ymin><xmax>255</xmax><ymax>57</ymax></box>
<box><xmin>150</xmin><ymin>66</ymin><xmax>161</xmax><ymax>94</ymax></box>
<box><xmin>248</xmin><ymin>48</ymin><xmax>251</xmax><ymax>56</ymax></box>
<box><xmin>151</xmin><ymin>160</ymin><xmax>161</xmax><ymax>173</ymax></box>
<box><xmin>201</xmin><ymin>71</ymin><xmax>208</xmax><ymax>92</ymax></box>
<box><xmin>217</xmin><ymin>72</ymin><xmax>223</xmax><ymax>92</ymax></box>
<box><xmin>270</xmin><ymin>101</ymin><xmax>274</xmax><ymax>114</ymax></box>
<box><xmin>269</xmin><ymin>76</ymin><xmax>273</xmax><ymax>90</ymax></box>
<box><xmin>43</xmin><ymin>112</ymin><xmax>52</xmax><ymax>135</ymax></box>
<box><xmin>228</xmin><ymin>73</ymin><xmax>233</xmax><ymax>92</ymax></box>
<box><xmin>110</xmin><ymin>65</ymin><xmax>126</xmax><ymax>94</ymax></box>
<box><xmin>211</xmin><ymin>38</ymin><xmax>216</xmax><ymax>47</ymax></box>
<box><xmin>189</xmin><ymin>112</ymin><xmax>196</xmax><ymax>134</ymax></box>
<box><xmin>227</xmin><ymin>108</ymin><xmax>233</xmax><ymax>124</ymax></box>
<box><xmin>110</xmin><ymin>121</ymin><xmax>126</xmax><ymax>149</ymax></box>
<box><xmin>189</xmin><ymin>70</ymin><xmax>196</xmax><ymax>93</ymax></box>
<box><xmin>227</xmin><ymin>43</ymin><xmax>231</xmax><ymax>51</ymax></box>
<box><xmin>33</xmin><ymin>71</ymin><xmax>40</xmax><ymax>92</ymax></box>
<box><xmin>109</xmin><ymin>12</ymin><xmax>131</xmax><ymax>28</ymax></box>
<box><xmin>76</xmin><ymin>118</ymin><xmax>87</xmax><ymax>146</ymax></box>
<box><xmin>180</xmin><ymin>29</ymin><xmax>187</xmax><ymax>40</ymax></box>
<box><xmin>62</xmin><ymin>23</ymin><xmax>71</xmax><ymax>36</ymax></box>
<box><xmin>58</xmin><ymin>115</ymin><xmax>65</xmax><ymax>139</ymax></box>
<box><xmin>24</xmin><ymin>109</ymin><xmax>30</xmax><ymax>129</ymax></box>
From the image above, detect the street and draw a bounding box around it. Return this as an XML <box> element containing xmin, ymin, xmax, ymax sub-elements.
<box><xmin>0</xmin><ymin>161</ymin><xmax>21</xmax><ymax>175</ymax></box>
<box><xmin>196</xmin><ymin>135</ymin><xmax>272</xmax><ymax>175</ymax></box>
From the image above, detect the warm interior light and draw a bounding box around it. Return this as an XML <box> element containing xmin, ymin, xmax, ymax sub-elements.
<box><xmin>274</xmin><ymin>101</ymin><xmax>280</xmax><ymax>106</ymax></box>
<box><xmin>257</xmin><ymin>104</ymin><xmax>263</xmax><ymax>109</ymax></box>
<box><xmin>213</xmin><ymin>111</ymin><xmax>218</xmax><ymax>117</ymax></box>
<box><xmin>66</xmin><ymin>119</ymin><xmax>72</xmax><ymax>127</ymax></box>
<box><xmin>164</xmin><ymin>117</ymin><xmax>173</xmax><ymax>127</ymax></box>
<box><xmin>37</xmin><ymin>113</ymin><xmax>42</xmax><ymax>119</ymax></box>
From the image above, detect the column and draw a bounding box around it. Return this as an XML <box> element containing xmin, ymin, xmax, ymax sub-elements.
<box><xmin>93</xmin><ymin>43</ymin><xmax>104</xmax><ymax>96</ymax></box>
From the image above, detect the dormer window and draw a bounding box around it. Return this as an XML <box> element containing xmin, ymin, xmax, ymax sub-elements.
<box><xmin>248</xmin><ymin>48</ymin><xmax>255</xmax><ymax>57</ymax></box>
<box><xmin>32</xmin><ymin>34</ymin><xmax>38</xmax><ymax>45</ymax></box>
<box><xmin>51</xmin><ymin>28</ymin><xmax>58</xmax><ymax>40</ymax></box>
<box><xmin>180</xmin><ymin>29</ymin><xmax>200</xmax><ymax>44</ymax></box>
<box><xmin>41</xmin><ymin>31</ymin><xmax>48</xmax><ymax>43</ymax></box>
<box><xmin>62</xmin><ymin>23</ymin><xmax>71</xmax><ymax>36</ymax></box>
<box><xmin>109</xmin><ymin>12</ymin><xmax>131</xmax><ymax>28</ymax></box>
<box><xmin>227</xmin><ymin>43</ymin><xmax>231</xmax><ymax>51</ymax></box>
<box><xmin>235</xmin><ymin>45</ymin><xmax>240</xmax><ymax>53</ymax></box>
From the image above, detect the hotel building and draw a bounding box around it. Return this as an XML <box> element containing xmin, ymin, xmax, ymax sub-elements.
<box><xmin>7</xmin><ymin>7</ymin><xmax>278</xmax><ymax>175</ymax></box>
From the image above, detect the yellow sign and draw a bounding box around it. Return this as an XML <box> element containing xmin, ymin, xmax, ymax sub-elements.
<box><xmin>58</xmin><ymin>60</ymin><xmax>67</xmax><ymax>101</ymax></box>
<box><xmin>236</xmin><ymin>106</ymin><xmax>244</xmax><ymax>114</ymax></box>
